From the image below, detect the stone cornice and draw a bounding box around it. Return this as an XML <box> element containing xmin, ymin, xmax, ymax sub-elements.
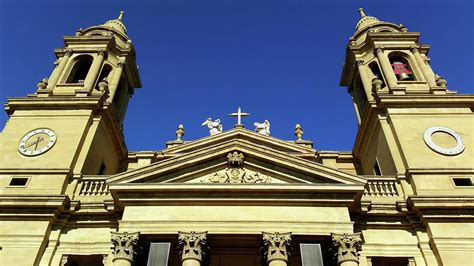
<box><xmin>4</xmin><ymin>96</ymin><xmax>104</xmax><ymax>115</ymax></box>
<box><xmin>0</xmin><ymin>195</ymin><xmax>69</xmax><ymax>220</ymax></box>
<box><xmin>376</xmin><ymin>94</ymin><xmax>474</xmax><ymax>108</ymax></box>
<box><xmin>108</xmin><ymin>183</ymin><xmax>364</xmax><ymax>210</ymax></box>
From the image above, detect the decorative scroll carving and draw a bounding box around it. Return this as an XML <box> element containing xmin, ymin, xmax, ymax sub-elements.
<box><xmin>331</xmin><ymin>232</ymin><xmax>362</xmax><ymax>264</ymax></box>
<box><xmin>227</xmin><ymin>151</ymin><xmax>244</xmax><ymax>167</ymax></box>
<box><xmin>111</xmin><ymin>231</ymin><xmax>140</xmax><ymax>262</ymax></box>
<box><xmin>178</xmin><ymin>231</ymin><xmax>207</xmax><ymax>263</ymax></box>
<box><xmin>263</xmin><ymin>232</ymin><xmax>292</xmax><ymax>264</ymax></box>
<box><xmin>202</xmin><ymin>168</ymin><xmax>271</xmax><ymax>184</ymax></box>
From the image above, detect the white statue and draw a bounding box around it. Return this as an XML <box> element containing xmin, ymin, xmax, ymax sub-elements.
<box><xmin>254</xmin><ymin>120</ymin><xmax>270</xmax><ymax>136</ymax></box>
<box><xmin>202</xmin><ymin>118</ymin><xmax>223</xmax><ymax>136</ymax></box>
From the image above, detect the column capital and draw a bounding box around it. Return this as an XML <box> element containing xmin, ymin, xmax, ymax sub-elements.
<box><xmin>64</xmin><ymin>49</ymin><xmax>73</xmax><ymax>57</ymax></box>
<box><xmin>410</xmin><ymin>46</ymin><xmax>419</xmax><ymax>53</ymax></box>
<box><xmin>178</xmin><ymin>231</ymin><xmax>208</xmax><ymax>263</ymax></box>
<box><xmin>111</xmin><ymin>231</ymin><xmax>140</xmax><ymax>263</ymax></box>
<box><xmin>97</xmin><ymin>49</ymin><xmax>107</xmax><ymax>57</ymax></box>
<box><xmin>374</xmin><ymin>46</ymin><xmax>384</xmax><ymax>54</ymax></box>
<box><xmin>117</xmin><ymin>61</ymin><xmax>125</xmax><ymax>69</ymax></box>
<box><xmin>331</xmin><ymin>232</ymin><xmax>362</xmax><ymax>265</ymax></box>
<box><xmin>263</xmin><ymin>231</ymin><xmax>292</xmax><ymax>264</ymax></box>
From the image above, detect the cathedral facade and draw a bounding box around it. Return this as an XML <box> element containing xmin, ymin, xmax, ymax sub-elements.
<box><xmin>0</xmin><ymin>9</ymin><xmax>473</xmax><ymax>266</ymax></box>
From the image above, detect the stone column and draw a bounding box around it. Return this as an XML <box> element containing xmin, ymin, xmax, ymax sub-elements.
<box><xmin>356</xmin><ymin>60</ymin><xmax>374</xmax><ymax>100</ymax></box>
<box><xmin>108</xmin><ymin>62</ymin><xmax>124</xmax><ymax>102</ymax></box>
<box><xmin>374</xmin><ymin>47</ymin><xmax>398</xmax><ymax>90</ymax></box>
<box><xmin>331</xmin><ymin>232</ymin><xmax>362</xmax><ymax>266</ymax></box>
<box><xmin>263</xmin><ymin>232</ymin><xmax>292</xmax><ymax>266</ymax></box>
<box><xmin>83</xmin><ymin>50</ymin><xmax>106</xmax><ymax>92</ymax></box>
<box><xmin>411</xmin><ymin>46</ymin><xmax>436</xmax><ymax>87</ymax></box>
<box><xmin>178</xmin><ymin>231</ymin><xmax>207</xmax><ymax>266</ymax></box>
<box><xmin>111</xmin><ymin>231</ymin><xmax>140</xmax><ymax>266</ymax></box>
<box><xmin>46</xmin><ymin>49</ymin><xmax>73</xmax><ymax>90</ymax></box>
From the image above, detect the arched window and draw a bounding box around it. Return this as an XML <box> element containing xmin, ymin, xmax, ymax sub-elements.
<box><xmin>369</xmin><ymin>61</ymin><xmax>386</xmax><ymax>88</ymax></box>
<box><xmin>97</xmin><ymin>64</ymin><xmax>113</xmax><ymax>86</ymax></box>
<box><xmin>388</xmin><ymin>53</ymin><xmax>415</xmax><ymax>81</ymax></box>
<box><xmin>66</xmin><ymin>55</ymin><xmax>93</xmax><ymax>84</ymax></box>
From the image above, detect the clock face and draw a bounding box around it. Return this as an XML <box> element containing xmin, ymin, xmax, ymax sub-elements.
<box><xmin>423</xmin><ymin>126</ymin><xmax>464</xmax><ymax>156</ymax></box>
<box><xmin>18</xmin><ymin>128</ymin><xmax>57</xmax><ymax>156</ymax></box>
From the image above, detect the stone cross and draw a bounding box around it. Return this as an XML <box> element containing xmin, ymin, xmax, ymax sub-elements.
<box><xmin>229</xmin><ymin>107</ymin><xmax>250</xmax><ymax>128</ymax></box>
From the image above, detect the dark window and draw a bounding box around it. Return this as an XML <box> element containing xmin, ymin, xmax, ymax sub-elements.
<box><xmin>370</xmin><ymin>257</ymin><xmax>410</xmax><ymax>266</ymax></box>
<box><xmin>97</xmin><ymin>64</ymin><xmax>113</xmax><ymax>87</ymax></box>
<box><xmin>9</xmin><ymin>177</ymin><xmax>29</xmax><ymax>186</ymax></box>
<box><xmin>64</xmin><ymin>255</ymin><xmax>104</xmax><ymax>266</ymax></box>
<box><xmin>66</xmin><ymin>55</ymin><xmax>93</xmax><ymax>84</ymax></box>
<box><xmin>369</xmin><ymin>62</ymin><xmax>386</xmax><ymax>88</ymax></box>
<box><xmin>373</xmin><ymin>160</ymin><xmax>382</xmax><ymax>176</ymax></box>
<box><xmin>98</xmin><ymin>162</ymin><xmax>106</xmax><ymax>175</ymax></box>
<box><xmin>453</xmin><ymin>178</ymin><xmax>472</xmax><ymax>186</ymax></box>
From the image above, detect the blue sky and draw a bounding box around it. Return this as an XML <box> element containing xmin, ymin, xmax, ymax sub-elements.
<box><xmin>0</xmin><ymin>0</ymin><xmax>473</xmax><ymax>152</ymax></box>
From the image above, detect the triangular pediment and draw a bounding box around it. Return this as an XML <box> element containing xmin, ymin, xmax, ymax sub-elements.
<box><xmin>107</xmin><ymin>129</ymin><xmax>366</xmax><ymax>186</ymax></box>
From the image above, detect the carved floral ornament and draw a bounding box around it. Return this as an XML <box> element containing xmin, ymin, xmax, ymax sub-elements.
<box><xmin>201</xmin><ymin>151</ymin><xmax>272</xmax><ymax>183</ymax></box>
<box><xmin>331</xmin><ymin>232</ymin><xmax>362</xmax><ymax>264</ymax></box>
<box><xmin>111</xmin><ymin>231</ymin><xmax>140</xmax><ymax>262</ymax></box>
<box><xmin>263</xmin><ymin>232</ymin><xmax>292</xmax><ymax>263</ymax></box>
<box><xmin>178</xmin><ymin>231</ymin><xmax>208</xmax><ymax>263</ymax></box>
<box><xmin>203</xmin><ymin>168</ymin><xmax>271</xmax><ymax>184</ymax></box>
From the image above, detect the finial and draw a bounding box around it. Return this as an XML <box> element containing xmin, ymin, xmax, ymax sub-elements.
<box><xmin>358</xmin><ymin>8</ymin><xmax>366</xmax><ymax>18</ymax></box>
<box><xmin>117</xmin><ymin>11</ymin><xmax>125</xmax><ymax>21</ymax></box>
<box><xmin>176</xmin><ymin>124</ymin><xmax>184</xmax><ymax>141</ymax></box>
<box><xmin>295</xmin><ymin>124</ymin><xmax>303</xmax><ymax>141</ymax></box>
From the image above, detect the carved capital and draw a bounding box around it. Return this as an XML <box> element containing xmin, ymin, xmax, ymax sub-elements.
<box><xmin>117</xmin><ymin>61</ymin><xmax>125</xmax><ymax>69</ymax></box>
<box><xmin>263</xmin><ymin>232</ymin><xmax>292</xmax><ymax>264</ymax></box>
<box><xmin>331</xmin><ymin>232</ymin><xmax>362</xmax><ymax>264</ymax></box>
<box><xmin>178</xmin><ymin>231</ymin><xmax>207</xmax><ymax>263</ymax></box>
<box><xmin>374</xmin><ymin>46</ymin><xmax>384</xmax><ymax>55</ymax></box>
<box><xmin>111</xmin><ymin>231</ymin><xmax>140</xmax><ymax>263</ymax></box>
<box><xmin>97</xmin><ymin>49</ymin><xmax>107</xmax><ymax>57</ymax></box>
<box><xmin>64</xmin><ymin>49</ymin><xmax>73</xmax><ymax>57</ymax></box>
<box><xmin>410</xmin><ymin>46</ymin><xmax>419</xmax><ymax>54</ymax></box>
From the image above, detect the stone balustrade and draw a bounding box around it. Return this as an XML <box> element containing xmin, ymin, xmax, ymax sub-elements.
<box><xmin>363</xmin><ymin>176</ymin><xmax>399</xmax><ymax>197</ymax></box>
<box><xmin>78</xmin><ymin>176</ymin><xmax>110</xmax><ymax>196</ymax></box>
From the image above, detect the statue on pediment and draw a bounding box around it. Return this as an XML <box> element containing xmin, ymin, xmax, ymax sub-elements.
<box><xmin>254</xmin><ymin>120</ymin><xmax>271</xmax><ymax>136</ymax></box>
<box><xmin>202</xmin><ymin>118</ymin><xmax>223</xmax><ymax>136</ymax></box>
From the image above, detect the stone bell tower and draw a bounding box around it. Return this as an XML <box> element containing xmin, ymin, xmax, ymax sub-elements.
<box><xmin>340</xmin><ymin>8</ymin><xmax>450</xmax><ymax>125</ymax></box>
<box><xmin>0</xmin><ymin>11</ymin><xmax>141</xmax><ymax>194</ymax></box>
<box><xmin>340</xmin><ymin>10</ymin><xmax>474</xmax><ymax>264</ymax></box>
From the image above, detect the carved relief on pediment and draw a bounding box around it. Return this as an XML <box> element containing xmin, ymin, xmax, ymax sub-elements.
<box><xmin>194</xmin><ymin>168</ymin><xmax>273</xmax><ymax>184</ymax></box>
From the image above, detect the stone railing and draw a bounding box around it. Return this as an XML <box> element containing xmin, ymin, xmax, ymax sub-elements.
<box><xmin>363</xmin><ymin>176</ymin><xmax>399</xmax><ymax>197</ymax></box>
<box><xmin>78</xmin><ymin>176</ymin><xmax>110</xmax><ymax>196</ymax></box>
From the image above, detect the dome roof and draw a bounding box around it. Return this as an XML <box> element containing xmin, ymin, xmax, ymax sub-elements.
<box><xmin>103</xmin><ymin>11</ymin><xmax>127</xmax><ymax>35</ymax></box>
<box><xmin>355</xmin><ymin>8</ymin><xmax>380</xmax><ymax>31</ymax></box>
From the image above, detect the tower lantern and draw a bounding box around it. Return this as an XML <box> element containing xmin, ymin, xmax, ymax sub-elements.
<box><xmin>37</xmin><ymin>11</ymin><xmax>141</xmax><ymax>123</ymax></box>
<box><xmin>340</xmin><ymin>8</ymin><xmax>450</xmax><ymax>124</ymax></box>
